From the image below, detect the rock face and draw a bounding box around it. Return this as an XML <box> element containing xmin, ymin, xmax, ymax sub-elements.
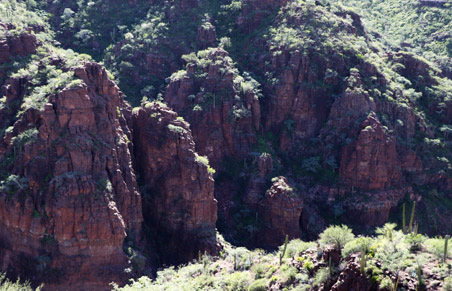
<box><xmin>0</xmin><ymin>62</ymin><xmax>142</xmax><ymax>290</ymax></box>
<box><xmin>0</xmin><ymin>24</ymin><xmax>37</xmax><ymax>65</ymax></box>
<box><xmin>339</xmin><ymin>113</ymin><xmax>402</xmax><ymax>191</ymax></box>
<box><xmin>330</xmin><ymin>255</ymin><xmax>374</xmax><ymax>291</ymax></box>
<box><xmin>258</xmin><ymin>177</ymin><xmax>303</xmax><ymax>247</ymax></box>
<box><xmin>164</xmin><ymin>47</ymin><xmax>261</xmax><ymax>167</ymax></box>
<box><xmin>238</xmin><ymin>0</ymin><xmax>289</xmax><ymax>32</ymax></box>
<box><xmin>132</xmin><ymin>102</ymin><xmax>218</xmax><ymax>263</ymax></box>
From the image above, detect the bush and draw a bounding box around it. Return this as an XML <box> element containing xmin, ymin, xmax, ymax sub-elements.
<box><xmin>319</xmin><ymin>225</ymin><xmax>355</xmax><ymax>250</ymax></box>
<box><xmin>224</xmin><ymin>271</ymin><xmax>250</xmax><ymax>291</ymax></box>
<box><xmin>405</xmin><ymin>233</ymin><xmax>425</xmax><ymax>252</ymax></box>
<box><xmin>281</xmin><ymin>239</ymin><xmax>316</xmax><ymax>258</ymax></box>
<box><xmin>195</xmin><ymin>155</ymin><xmax>216</xmax><ymax>174</ymax></box>
<box><xmin>0</xmin><ymin>273</ymin><xmax>40</xmax><ymax>290</ymax></box>
<box><xmin>425</xmin><ymin>238</ymin><xmax>451</xmax><ymax>261</ymax></box>
<box><xmin>342</xmin><ymin>237</ymin><xmax>375</xmax><ymax>258</ymax></box>
<box><xmin>313</xmin><ymin>267</ymin><xmax>330</xmax><ymax>287</ymax></box>
<box><xmin>247</xmin><ymin>278</ymin><xmax>267</xmax><ymax>291</ymax></box>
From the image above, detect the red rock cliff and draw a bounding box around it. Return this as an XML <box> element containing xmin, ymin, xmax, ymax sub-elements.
<box><xmin>0</xmin><ymin>62</ymin><xmax>142</xmax><ymax>290</ymax></box>
<box><xmin>132</xmin><ymin>101</ymin><xmax>218</xmax><ymax>263</ymax></box>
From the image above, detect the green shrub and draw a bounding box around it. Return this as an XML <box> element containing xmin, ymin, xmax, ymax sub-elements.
<box><xmin>319</xmin><ymin>225</ymin><xmax>355</xmax><ymax>250</ymax></box>
<box><xmin>443</xmin><ymin>277</ymin><xmax>452</xmax><ymax>291</ymax></box>
<box><xmin>426</xmin><ymin>238</ymin><xmax>451</xmax><ymax>261</ymax></box>
<box><xmin>247</xmin><ymin>278</ymin><xmax>267</xmax><ymax>291</ymax></box>
<box><xmin>195</xmin><ymin>155</ymin><xmax>216</xmax><ymax>174</ymax></box>
<box><xmin>225</xmin><ymin>271</ymin><xmax>250</xmax><ymax>291</ymax></box>
<box><xmin>0</xmin><ymin>273</ymin><xmax>41</xmax><ymax>291</ymax></box>
<box><xmin>313</xmin><ymin>267</ymin><xmax>330</xmax><ymax>287</ymax></box>
<box><xmin>342</xmin><ymin>237</ymin><xmax>374</xmax><ymax>258</ymax></box>
<box><xmin>405</xmin><ymin>233</ymin><xmax>425</xmax><ymax>252</ymax></box>
<box><xmin>282</xmin><ymin>239</ymin><xmax>316</xmax><ymax>258</ymax></box>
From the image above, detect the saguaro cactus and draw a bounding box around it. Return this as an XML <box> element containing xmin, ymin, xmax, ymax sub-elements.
<box><xmin>444</xmin><ymin>235</ymin><xmax>450</xmax><ymax>263</ymax></box>
<box><xmin>280</xmin><ymin>234</ymin><xmax>289</xmax><ymax>266</ymax></box>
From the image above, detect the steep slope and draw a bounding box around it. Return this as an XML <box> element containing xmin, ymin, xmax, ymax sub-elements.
<box><xmin>0</xmin><ymin>40</ymin><xmax>142</xmax><ymax>289</ymax></box>
<box><xmin>335</xmin><ymin>0</ymin><xmax>452</xmax><ymax>78</ymax></box>
<box><xmin>132</xmin><ymin>101</ymin><xmax>218</xmax><ymax>264</ymax></box>
<box><xmin>0</xmin><ymin>3</ymin><xmax>220</xmax><ymax>289</ymax></box>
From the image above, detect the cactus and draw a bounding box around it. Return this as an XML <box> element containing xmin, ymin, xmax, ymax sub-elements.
<box><xmin>409</xmin><ymin>201</ymin><xmax>416</xmax><ymax>233</ymax></box>
<box><xmin>360</xmin><ymin>246</ymin><xmax>367</xmax><ymax>274</ymax></box>
<box><xmin>280</xmin><ymin>234</ymin><xmax>289</xmax><ymax>266</ymax></box>
<box><xmin>416</xmin><ymin>264</ymin><xmax>422</xmax><ymax>291</ymax></box>
<box><xmin>402</xmin><ymin>203</ymin><xmax>406</xmax><ymax>233</ymax></box>
<box><xmin>444</xmin><ymin>235</ymin><xmax>450</xmax><ymax>263</ymax></box>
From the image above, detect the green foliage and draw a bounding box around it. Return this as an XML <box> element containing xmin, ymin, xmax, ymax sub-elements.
<box><xmin>0</xmin><ymin>175</ymin><xmax>29</xmax><ymax>196</ymax></box>
<box><xmin>282</xmin><ymin>239</ymin><xmax>316</xmax><ymax>258</ymax></box>
<box><xmin>319</xmin><ymin>225</ymin><xmax>355</xmax><ymax>250</ymax></box>
<box><xmin>334</xmin><ymin>0</ymin><xmax>452</xmax><ymax>71</ymax></box>
<box><xmin>426</xmin><ymin>237</ymin><xmax>452</xmax><ymax>261</ymax></box>
<box><xmin>444</xmin><ymin>277</ymin><xmax>452</xmax><ymax>291</ymax></box>
<box><xmin>0</xmin><ymin>273</ymin><xmax>41</xmax><ymax>291</ymax></box>
<box><xmin>313</xmin><ymin>267</ymin><xmax>330</xmax><ymax>287</ymax></box>
<box><xmin>342</xmin><ymin>236</ymin><xmax>374</xmax><ymax>258</ymax></box>
<box><xmin>247</xmin><ymin>278</ymin><xmax>267</xmax><ymax>291</ymax></box>
<box><xmin>405</xmin><ymin>233</ymin><xmax>425</xmax><ymax>252</ymax></box>
<box><xmin>195</xmin><ymin>155</ymin><xmax>216</xmax><ymax>174</ymax></box>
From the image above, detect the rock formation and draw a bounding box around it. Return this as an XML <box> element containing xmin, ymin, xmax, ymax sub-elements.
<box><xmin>0</xmin><ymin>61</ymin><xmax>142</xmax><ymax>290</ymax></box>
<box><xmin>164</xmin><ymin>47</ymin><xmax>261</xmax><ymax>167</ymax></box>
<box><xmin>132</xmin><ymin>101</ymin><xmax>218</xmax><ymax>263</ymax></box>
<box><xmin>258</xmin><ymin>176</ymin><xmax>303</xmax><ymax>247</ymax></box>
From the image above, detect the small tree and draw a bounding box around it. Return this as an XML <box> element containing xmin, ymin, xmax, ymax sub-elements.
<box><xmin>319</xmin><ymin>225</ymin><xmax>355</xmax><ymax>250</ymax></box>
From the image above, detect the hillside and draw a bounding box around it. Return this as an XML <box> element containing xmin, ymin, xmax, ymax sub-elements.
<box><xmin>0</xmin><ymin>0</ymin><xmax>451</xmax><ymax>290</ymax></box>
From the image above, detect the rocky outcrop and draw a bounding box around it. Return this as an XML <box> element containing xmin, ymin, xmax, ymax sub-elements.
<box><xmin>132</xmin><ymin>101</ymin><xmax>218</xmax><ymax>263</ymax></box>
<box><xmin>0</xmin><ymin>24</ymin><xmax>37</xmax><ymax>65</ymax></box>
<box><xmin>243</xmin><ymin>153</ymin><xmax>273</xmax><ymax>209</ymax></box>
<box><xmin>0</xmin><ymin>62</ymin><xmax>142</xmax><ymax>290</ymax></box>
<box><xmin>258</xmin><ymin>176</ymin><xmax>303</xmax><ymax>247</ymax></box>
<box><xmin>164</xmin><ymin>47</ymin><xmax>261</xmax><ymax>167</ymax></box>
<box><xmin>330</xmin><ymin>255</ymin><xmax>374</xmax><ymax>291</ymax></box>
<box><xmin>197</xmin><ymin>21</ymin><xmax>217</xmax><ymax>49</ymax></box>
<box><xmin>238</xmin><ymin>0</ymin><xmax>289</xmax><ymax>32</ymax></box>
<box><xmin>339</xmin><ymin>113</ymin><xmax>403</xmax><ymax>191</ymax></box>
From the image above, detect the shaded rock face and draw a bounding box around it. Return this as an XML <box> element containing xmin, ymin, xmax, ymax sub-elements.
<box><xmin>197</xmin><ymin>21</ymin><xmax>217</xmax><ymax>49</ymax></box>
<box><xmin>339</xmin><ymin>113</ymin><xmax>403</xmax><ymax>191</ymax></box>
<box><xmin>0</xmin><ymin>62</ymin><xmax>142</xmax><ymax>290</ymax></box>
<box><xmin>243</xmin><ymin>153</ymin><xmax>273</xmax><ymax>209</ymax></box>
<box><xmin>258</xmin><ymin>177</ymin><xmax>303</xmax><ymax>247</ymax></box>
<box><xmin>165</xmin><ymin>47</ymin><xmax>261</xmax><ymax>168</ymax></box>
<box><xmin>238</xmin><ymin>0</ymin><xmax>290</xmax><ymax>32</ymax></box>
<box><xmin>259</xmin><ymin>49</ymin><xmax>349</xmax><ymax>153</ymax></box>
<box><xmin>132</xmin><ymin>102</ymin><xmax>218</xmax><ymax>264</ymax></box>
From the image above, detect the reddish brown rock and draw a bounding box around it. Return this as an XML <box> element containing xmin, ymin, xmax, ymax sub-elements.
<box><xmin>132</xmin><ymin>101</ymin><xmax>218</xmax><ymax>263</ymax></box>
<box><xmin>0</xmin><ymin>62</ymin><xmax>142</xmax><ymax>290</ymax></box>
<box><xmin>244</xmin><ymin>153</ymin><xmax>274</xmax><ymax>209</ymax></box>
<box><xmin>330</xmin><ymin>254</ymin><xmax>373</xmax><ymax>291</ymax></box>
<box><xmin>164</xmin><ymin>47</ymin><xmax>261</xmax><ymax>167</ymax></box>
<box><xmin>0</xmin><ymin>25</ymin><xmax>37</xmax><ymax>65</ymax></box>
<box><xmin>197</xmin><ymin>21</ymin><xmax>217</xmax><ymax>49</ymax></box>
<box><xmin>258</xmin><ymin>176</ymin><xmax>303</xmax><ymax>247</ymax></box>
<box><xmin>339</xmin><ymin>113</ymin><xmax>403</xmax><ymax>191</ymax></box>
<box><xmin>238</xmin><ymin>0</ymin><xmax>289</xmax><ymax>32</ymax></box>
